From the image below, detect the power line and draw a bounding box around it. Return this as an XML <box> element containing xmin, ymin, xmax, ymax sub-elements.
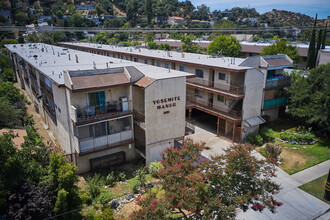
<box><xmin>0</xmin><ymin>26</ymin><xmax>329</xmax><ymax>33</ymax></box>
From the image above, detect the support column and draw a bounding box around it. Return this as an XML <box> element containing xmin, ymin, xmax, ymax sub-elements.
<box><xmin>188</xmin><ymin>108</ymin><xmax>192</xmax><ymax>119</ymax></box>
<box><xmin>217</xmin><ymin>117</ymin><xmax>220</xmax><ymax>136</ymax></box>
<box><xmin>232</xmin><ymin>123</ymin><xmax>236</xmax><ymax>142</ymax></box>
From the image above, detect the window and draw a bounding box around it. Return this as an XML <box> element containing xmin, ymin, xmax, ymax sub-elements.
<box><xmin>144</xmin><ymin>59</ymin><xmax>149</xmax><ymax>64</ymax></box>
<box><xmin>156</xmin><ymin>61</ymin><xmax>161</xmax><ymax>67</ymax></box>
<box><xmin>179</xmin><ymin>66</ymin><xmax>187</xmax><ymax>72</ymax></box>
<box><xmin>219</xmin><ymin>73</ymin><xmax>226</xmax><ymax>80</ymax></box>
<box><xmin>113</xmin><ymin>54</ymin><xmax>116</xmax><ymax>58</ymax></box>
<box><xmin>134</xmin><ymin>57</ymin><xmax>139</xmax><ymax>62</ymax></box>
<box><xmin>195</xmin><ymin>89</ymin><xmax>203</xmax><ymax>98</ymax></box>
<box><xmin>165</xmin><ymin>63</ymin><xmax>169</xmax><ymax>69</ymax></box>
<box><xmin>87</xmin><ymin>91</ymin><xmax>105</xmax><ymax>108</ymax></box>
<box><xmin>195</xmin><ymin>69</ymin><xmax>204</xmax><ymax>78</ymax></box>
<box><xmin>217</xmin><ymin>95</ymin><xmax>224</xmax><ymax>102</ymax></box>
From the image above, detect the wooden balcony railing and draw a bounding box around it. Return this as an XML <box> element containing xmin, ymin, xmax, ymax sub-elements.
<box><xmin>186</xmin><ymin>95</ymin><xmax>242</xmax><ymax>120</ymax></box>
<box><xmin>187</xmin><ymin>78</ymin><xmax>244</xmax><ymax>96</ymax></box>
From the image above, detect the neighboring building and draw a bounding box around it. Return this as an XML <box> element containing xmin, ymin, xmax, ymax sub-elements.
<box><xmin>231</xmin><ymin>34</ymin><xmax>253</xmax><ymax>42</ymax></box>
<box><xmin>76</xmin><ymin>4</ymin><xmax>95</xmax><ymax>10</ymax></box>
<box><xmin>37</xmin><ymin>16</ymin><xmax>52</xmax><ymax>23</ymax></box>
<box><xmin>240</xmin><ymin>55</ymin><xmax>293</xmax><ymax>122</ymax></box>
<box><xmin>167</xmin><ymin>16</ymin><xmax>187</xmax><ymax>26</ymax></box>
<box><xmin>316</xmin><ymin>49</ymin><xmax>330</xmax><ymax>66</ymax></box>
<box><xmin>242</xmin><ymin>18</ymin><xmax>259</xmax><ymax>24</ymax></box>
<box><xmin>5</xmin><ymin>43</ymin><xmax>192</xmax><ymax>173</ymax></box>
<box><xmin>154</xmin><ymin>16</ymin><xmax>168</xmax><ymax>25</ymax></box>
<box><xmin>59</xmin><ymin>42</ymin><xmax>272</xmax><ymax>142</ymax></box>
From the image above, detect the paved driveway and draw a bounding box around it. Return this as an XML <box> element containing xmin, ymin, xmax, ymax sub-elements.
<box><xmin>186</xmin><ymin>121</ymin><xmax>330</xmax><ymax>220</ymax></box>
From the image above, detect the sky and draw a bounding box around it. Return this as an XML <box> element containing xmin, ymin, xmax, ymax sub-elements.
<box><xmin>190</xmin><ymin>0</ymin><xmax>330</xmax><ymax>19</ymax></box>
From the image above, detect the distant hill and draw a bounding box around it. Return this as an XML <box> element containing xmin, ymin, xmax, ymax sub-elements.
<box><xmin>262</xmin><ymin>10</ymin><xmax>314</xmax><ymax>27</ymax></box>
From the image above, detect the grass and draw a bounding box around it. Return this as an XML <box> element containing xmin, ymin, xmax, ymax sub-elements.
<box><xmin>299</xmin><ymin>175</ymin><xmax>330</xmax><ymax>205</ymax></box>
<box><xmin>261</xmin><ymin>120</ymin><xmax>330</xmax><ymax>175</ymax></box>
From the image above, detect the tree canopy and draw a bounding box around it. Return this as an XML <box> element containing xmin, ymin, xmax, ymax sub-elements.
<box><xmin>288</xmin><ymin>63</ymin><xmax>330</xmax><ymax>132</ymax></box>
<box><xmin>261</xmin><ymin>39</ymin><xmax>299</xmax><ymax>63</ymax></box>
<box><xmin>131</xmin><ymin>139</ymin><xmax>282</xmax><ymax>219</ymax></box>
<box><xmin>207</xmin><ymin>35</ymin><xmax>241</xmax><ymax>57</ymax></box>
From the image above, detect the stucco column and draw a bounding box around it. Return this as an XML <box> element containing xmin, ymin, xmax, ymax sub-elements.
<box><xmin>217</xmin><ymin>117</ymin><xmax>220</xmax><ymax>136</ymax></box>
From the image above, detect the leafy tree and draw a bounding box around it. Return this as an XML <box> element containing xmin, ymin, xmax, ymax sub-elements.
<box><xmin>144</xmin><ymin>32</ymin><xmax>154</xmax><ymax>43</ymax></box>
<box><xmin>132</xmin><ymin>139</ymin><xmax>281</xmax><ymax>219</ymax></box>
<box><xmin>42</xmin><ymin>153</ymin><xmax>81</xmax><ymax>217</ymax></box>
<box><xmin>126</xmin><ymin>0</ymin><xmax>139</xmax><ymax>27</ymax></box>
<box><xmin>190</xmin><ymin>4</ymin><xmax>209</xmax><ymax>20</ymax></box>
<box><xmin>261</xmin><ymin>39</ymin><xmax>299</xmax><ymax>63</ymax></box>
<box><xmin>181</xmin><ymin>35</ymin><xmax>201</xmax><ymax>53</ymax></box>
<box><xmin>0</xmin><ymin>39</ymin><xmax>19</xmax><ymax>48</ymax></box>
<box><xmin>321</xmin><ymin>24</ymin><xmax>327</xmax><ymax>49</ymax></box>
<box><xmin>0</xmin><ymin>68</ymin><xmax>15</xmax><ymax>82</ymax></box>
<box><xmin>288</xmin><ymin>64</ymin><xmax>330</xmax><ymax>131</ymax></box>
<box><xmin>306</xmin><ymin>14</ymin><xmax>317</xmax><ymax>69</ymax></box>
<box><xmin>145</xmin><ymin>0</ymin><xmax>153</xmax><ymax>26</ymax></box>
<box><xmin>207</xmin><ymin>35</ymin><xmax>241</xmax><ymax>57</ymax></box>
<box><xmin>5</xmin><ymin>183</ymin><xmax>52</xmax><ymax>220</ymax></box>
<box><xmin>14</xmin><ymin>12</ymin><xmax>28</xmax><ymax>26</ymax></box>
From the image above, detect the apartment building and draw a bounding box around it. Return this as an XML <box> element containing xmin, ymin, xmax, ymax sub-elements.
<box><xmin>59</xmin><ymin>42</ymin><xmax>273</xmax><ymax>142</ymax></box>
<box><xmin>5</xmin><ymin>43</ymin><xmax>191</xmax><ymax>173</ymax></box>
<box><xmin>240</xmin><ymin>55</ymin><xmax>293</xmax><ymax>122</ymax></box>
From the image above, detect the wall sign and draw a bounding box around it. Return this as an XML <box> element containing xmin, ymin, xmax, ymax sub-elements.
<box><xmin>152</xmin><ymin>96</ymin><xmax>180</xmax><ymax>110</ymax></box>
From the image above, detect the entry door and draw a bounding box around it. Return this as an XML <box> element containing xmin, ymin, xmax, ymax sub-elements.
<box><xmin>210</xmin><ymin>69</ymin><xmax>215</xmax><ymax>87</ymax></box>
<box><xmin>87</xmin><ymin>91</ymin><xmax>105</xmax><ymax>112</ymax></box>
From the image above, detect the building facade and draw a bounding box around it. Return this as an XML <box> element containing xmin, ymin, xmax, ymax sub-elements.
<box><xmin>6</xmin><ymin>43</ymin><xmax>191</xmax><ymax>173</ymax></box>
<box><xmin>59</xmin><ymin>42</ymin><xmax>275</xmax><ymax>142</ymax></box>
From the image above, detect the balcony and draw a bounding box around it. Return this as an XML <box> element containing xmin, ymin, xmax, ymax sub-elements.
<box><xmin>186</xmin><ymin>95</ymin><xmax>242</xmax><ymax>121</ymax></box>
<box><xmin>185</xmin><ymin>120</ymin><xmax>195</xmax><ymax>135</ymax></box>
<box><xmin>71</xmin><ymin>100</ymin><xmax>132</xmax><ymax>125</ymax></box>
<box><xmin>187</xmin><ymin>78</ymin><xmax>244</xmax><ymax>97</ymax></box>
<box><xmin>79</xmin><ymin>129</ymin><xmax>133</xmax><ymax>155</ymax></box>
<box><xmin>133</xmin><ymin>110</ymin><xmax>146</xmax><ymax>128</ymax></box>
<box><xmin>263</xmin><ymin>97</ymin><xmax>288</xmax><ymax>109</ymax></box>
<box><xmin>265</xmin><ymin>75</ymin><xmax>290</xmax><ymax>90</ymax></box>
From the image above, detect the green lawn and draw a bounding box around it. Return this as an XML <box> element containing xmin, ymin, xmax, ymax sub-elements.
<box><xmin>264</xmin><ymin>120</ymin><xmax>330</xmax><ymax>174</ymax></box>
<box><xmin>299</xmin><ymin>175</ymin><xmax>330</xmax><ymax>205</ymax></box>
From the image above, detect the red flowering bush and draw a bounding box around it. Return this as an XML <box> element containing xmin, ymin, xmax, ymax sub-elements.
<box><xmin>131</xmin><ymin>139</ymin><xmax>282</xmax><ymax>219</ymax></box>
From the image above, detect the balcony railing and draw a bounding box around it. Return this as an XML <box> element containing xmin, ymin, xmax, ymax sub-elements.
<box><xmin>263</xmin><ymin>97</ymin><xmax>288</xmax><ymax>109</ymax></box>
<box><xmin>185</xmin><ymin>120</ymin><xmax>195</xmax><ymax>135</ymax></box>
<box><xmin>187</xmin><ymin>78</ymin><xmax>244</xmax><ymax>96</ymax></box>
<box><xmin>265</xmin><ymin>76</ymin><xmax>290</xmax><ymax>89</ymax></box>
<box><xmin>186</xmin><ymin>95</ymin><xmax>242</xmax><ymax>120</ymax></box>
<box><xmin>79</xmin><ymin>129</ymin><xmax>133</xmax><ymax>154</ymax></box>
<box><xmin>72</xmin><ymin>100</ymin><xmax>132</xmax><ymax>123</ymax></box>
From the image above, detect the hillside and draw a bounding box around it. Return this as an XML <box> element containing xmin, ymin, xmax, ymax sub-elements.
<box><xmin>262</xmin><ymin>10</ymin><xmax>314</xmax><ymax>27</ymax></box>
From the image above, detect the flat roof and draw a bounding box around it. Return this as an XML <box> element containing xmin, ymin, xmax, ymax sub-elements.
<box><xmin>60</xmin><ymin>42</ymin><xmax>251</xmax><ymax>71</ymax></box>
<box><xmin>5</xmin><ymin>43</ymin><xmax>192</xmax><ymax>86</ymax></box>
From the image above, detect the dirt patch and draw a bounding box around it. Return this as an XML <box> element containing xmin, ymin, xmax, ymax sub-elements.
<box><xmin>0</xmin><ymin>129</ymin><xmax>26</xmax><ymax>149</ymax></box>
<box><xmin>15</xmin><ymin>83</ymin><xmax>63</xmax><ymax>154</ymax></box>
<box><xmin>113</xmin><ymin>4</ymin><xmax>126</xmax><ymax>16</ymax></box>
<box><xmin>279</xmin><ymin>148</ymin><xmax>310</xmax><ymax>172</ymax></box>
<box><xmin>115</xmin><ymin>201</ymin><xmax>140</xmax><ymax>220</ymax></box>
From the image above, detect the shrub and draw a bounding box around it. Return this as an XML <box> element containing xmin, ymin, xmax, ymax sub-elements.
<box><xmin>99</xmin><ymin>207</ymin><xmax>115</xmax><ymax>220</ymax></box>
<box><xmin>87</xmin><ymin>173</ymin><xmax>103</xmax><ymax>199</ymax></box>
<box><xmin>265</xmin><ymin>143</ymin><xmax>283</xmax><ymax>159</ymax></box>
<box><xmin>246</xmin><ymin>132</ymin><xmax>263</xmax><ymax>146</ymax></box>
<box><xmin>80</xmin><ymin>191</ymin><xmax>92</xmax><ymax>205</ymax></box>
<box><xmin>280</xmin><ymin>132</ymin><xmax>315</xmax><ymax>143</ymax></box>
<box><xmin>280</xmin><ymin>132</ymin><xmax>294</xmax><ymax>141</ymax></box>
<box><xmin>135</xmin><ymin>168</ymin><xmax>147</xmax><ymax>187</ymax></box>
<box><xmin>132</xmin><ymin>181</ymin><xmax>140</xmax><ymax>194</ymax></box>
<box><xmin>105</xmin><ymin>172</ymin><xmax>116</xmax><ymax>186</ymax></box>
<box><xmin>148</xmin><ymin>161</ymin><xmax>164</xmax><ymax>178</ymax></box>
<box><xmin>259</xmin><ymin>127</ymin><xmax>275</xmax><ymax>143</ymax></box>
<box><xmin>117</xmin><ymin>171</ymin><xmax>126</xmax><ymax>182</ymax></box>
<box><xmin>98</xmin><ymin>191</ymin><xmax>114</xmax><ymax>205</ymax></box>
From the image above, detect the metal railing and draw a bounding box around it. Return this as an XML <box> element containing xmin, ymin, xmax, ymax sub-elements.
<box><xmin>265</xmin><ymin>76</ymin><xmax>290</xmax><ymax>89</ymax></box>
<box><xmin>187</xmin><ymin>78</ymin><xmax>244</xmax><ymax>96</ymax></box>
<box><xmin>79</xmin><ymin>129</ymin><xmax>133</xmax><ymax>154</ymax></box>
<box><xmin>186</xmin><ymin>95</ymin><xmax>242</xmax><ymax>120</ymax></box>
<box><xmin>185</xmin><ymin>120</ymin><xmax>195</xmax><ymax>135</ymax></box>
<box><xmin>73</xmin><ymin>100</ymin><xmax>132</xmax><ymax>122</ymax></box>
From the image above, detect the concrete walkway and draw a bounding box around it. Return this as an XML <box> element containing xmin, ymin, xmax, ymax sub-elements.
<box><xmin>188</xmin><ymin>122</ymin><xmax>330</xmax><ymax>220</ymax></box>
<box><xmin>290</xmin><ymin>160</ymin><xmax>330</xmax><ymax>186</ymax></box>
